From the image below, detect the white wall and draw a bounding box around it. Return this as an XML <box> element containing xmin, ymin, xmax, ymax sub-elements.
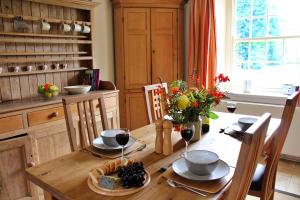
<box><xmin>93</xmin><ymin>0</ymin><xmax>115</xmax><ymax>82</ymax></box>
<box><xmin>214</xmin><ymin>101</ymin><xmax>300</xmax><ymax>160</ymax></box>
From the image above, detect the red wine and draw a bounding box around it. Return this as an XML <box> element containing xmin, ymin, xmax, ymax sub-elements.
<box><xmin>181</xmin><ymin>128</ymin><xmax>194</xmax><ymax>142</ymax></box>
<box><xmin>116</xmin><ymin>133</ymin><xmax>130</xmax><ymax>146</ymax></box>
<box><xmin>227</xmin><ymin>106</ymin><xmax>236</xmax><ymax>113</ymax></box>
<box><xmin>202</xmin><ymin>124</ymin><xmax>210</xmax><ymax>134</ymax></box>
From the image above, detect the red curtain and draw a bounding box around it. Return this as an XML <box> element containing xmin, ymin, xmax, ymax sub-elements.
<box><xmin>188</xmin><ymin>0</ymin><xmax>217</xmax><ymax>89</ymax></box>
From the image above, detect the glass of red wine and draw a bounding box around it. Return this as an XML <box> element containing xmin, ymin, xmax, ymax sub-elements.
<box><xmin>180</xmin><ymin>123</ymin><xmax>195</xmax><ymax>157</ymax></box>
<box><xmin>226</xmin><ymin>102</ymin><xmax>237</xmax><ymax>113</ymax></box>
<box><xmin>116</xmin><ymin>128</ymin><xmax>130</xmax><ymax>161</ymax></box>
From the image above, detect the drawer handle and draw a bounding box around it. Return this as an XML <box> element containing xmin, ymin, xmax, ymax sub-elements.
<box><xmin>49</xmin><ymin>112</ymin><xmax>59</xmax><ymax>118</ymax></box>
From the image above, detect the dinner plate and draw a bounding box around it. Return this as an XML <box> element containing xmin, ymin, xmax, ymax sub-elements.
<box><xmin>172</xmin><ymin>157</ymin><xmax>230</xmax><ymax>181</ymax></box>
<box><xmin>92</xmin><ymin>136</ymin><xmax>135</xmax><ymax>151</ymax></box>
<box><xmin>231</xmin><ymin>122</ymin><xmax>244</xmax><ymax>133</ymax></box>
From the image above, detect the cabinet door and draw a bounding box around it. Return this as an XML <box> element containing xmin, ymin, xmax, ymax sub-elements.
<box><xmin>124</xmin><ymin>8</ymin><xmax>151</xmax><ymax>89</ymax></box>
<box><xmin>151</xmin><ymin>8</ymin><xmax>178</xmax><ymax>84</ymax></box>
<box><xmin>125</xmin><ymin>93</ymin><xmax>148</xmax><ymax>130</ymax></box>
<box><xmin>0</xmin><ymin>136</ymin><xmax>36</xmax><ymax>200</ymax></box>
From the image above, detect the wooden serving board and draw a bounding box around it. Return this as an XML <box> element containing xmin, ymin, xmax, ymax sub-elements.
<box><xmin>87</xmin><ymin>170</ymin><xmax>151</xmax><ymax>196</ymax></box>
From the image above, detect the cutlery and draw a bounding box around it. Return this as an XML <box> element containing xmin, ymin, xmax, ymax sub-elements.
<box><xmin>167</xmin><ymin>179</ymin><xmax>207</xmax><ymax>197</ymax></box>
<box><xmin>124</xmin><ymin>143</ymin><xmax>146</xmax><ymax>156</ymax></box>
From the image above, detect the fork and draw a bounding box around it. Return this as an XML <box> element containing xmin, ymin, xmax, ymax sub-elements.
<box><xmin>167</xmin><ymin>179</ymin><xmax>207</xmax><ymax>197</ymax></box>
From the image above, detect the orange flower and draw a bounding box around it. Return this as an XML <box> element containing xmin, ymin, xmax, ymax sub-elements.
<box><xmin>192</xmin><ymin>101</ymin><xmax>199</xmax><ymax>108</ymax></box>
<box><xmin>171</xmin><ymin>87</ymin><xmax>179</xmax><ymax>94</ymax></box>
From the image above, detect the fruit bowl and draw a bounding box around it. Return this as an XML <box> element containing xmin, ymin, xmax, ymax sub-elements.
<box><xmin>38</xmin><ymin>83</ymin><xmax>59</xmax><ymax>99</ymax></box>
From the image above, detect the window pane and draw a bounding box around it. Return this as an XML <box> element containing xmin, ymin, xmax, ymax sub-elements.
<box><xmin>250</xmin><ymin>63</ymin><xmax>263</xmax><ymax>70</ymax></box>
<box><xmin>234</xmin><ymin>62</ymin><xmax>249</xmax><ymax>70</ymax></box>
<box><xmin>268</xmin><ymin>17</ymin><xmax>280</xmax><ymax>36</ymax></box>
<box><xmin>284</xmin><ymin>39</ymin><xmax>300</xmax><ymax>63</ymax></box>
<box><xmin>253</xmin><ymin>0</ymin><xmax>267</xmax><ymax>16</ymax></box>
<box><xmin>252</xmin><ymin>18</ymin><xmax>267</xmax><ymax>38</ymax></box>
<box><xmin>236</xmin><ymin>0</ymin><xmax>250</xmax><ymax>17</ymax></box>
<box><xmin>236</xmin><ymin>18</ymin><xmax>250</xmax><ymax>38</ymax></box>
<box><xmin>267</xmin><ymin>41</ymin><xmax>283</xmax><ymax>62</ymax></box>
<box><xmin>235</xmin><ymin>42</ymin><xmax>249</xmax><ymax>62</ymax></box>
<box><xmin>250</xmin><ymin>42</ymin><xmax>266</xmax><ymax>62</ymax></box>
<box><xmin>268</xmin><ymin>0</ymin><xmax>281</xmax><ymax>15</ymax></box>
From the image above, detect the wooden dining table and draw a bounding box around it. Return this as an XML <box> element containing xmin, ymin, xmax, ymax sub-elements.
<box><xmin>25</xmin><ymin>112</ymin><xmax>281</xmax><ymax>200</ymax></box>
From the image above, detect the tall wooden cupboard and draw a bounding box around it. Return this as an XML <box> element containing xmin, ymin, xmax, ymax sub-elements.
<box><xmin>112</xmin><ymin>0</ymin><xmax>184</xmax><ymax>130</ymax></box>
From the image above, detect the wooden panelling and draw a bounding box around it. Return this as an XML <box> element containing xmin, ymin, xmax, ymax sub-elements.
<box><xmin>0</xmin><ymin>114</ymin><xmax>24</xmax><ymax>134</ymax></box>
<box><xmin>28</xmin><ymin>106</ymin><xmax>65</xmax><ymax>126</ymax></box>
<box><xmin>0</xmin><ymin>0</ymin><xmax>95</xmax><ymax>102</ymax></box>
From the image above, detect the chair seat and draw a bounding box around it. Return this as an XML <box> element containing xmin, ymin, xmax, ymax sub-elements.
<box><xmin>250</xmin><ymin>163</ymin><xmax>266</xmax><ymax>191</ymax></box>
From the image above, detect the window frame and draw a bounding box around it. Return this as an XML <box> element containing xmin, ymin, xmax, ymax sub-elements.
<box><xmin>222</xmin><ymin>0</ymin><xmax>300</xmax><ymax>96</ymax></box>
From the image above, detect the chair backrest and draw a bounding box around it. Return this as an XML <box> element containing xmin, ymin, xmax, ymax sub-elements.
<box><xmin>144</xmin><ymin>83</ymin><xmax>168</xmax><ymax>124</ymax></box>
<box><xmin>261</xmin><ymin>91</ymin><xmax>299</xmax><ymax>198</ymax></box>
<box><xmin>225</xmin><ymin>113</ymin><xmax>271</xmax><ymax>200</ymax></box>
<box><xmin>62</xmin><ymin>92</ymin><xmax>110</xmax><ymax>152</ymax></box>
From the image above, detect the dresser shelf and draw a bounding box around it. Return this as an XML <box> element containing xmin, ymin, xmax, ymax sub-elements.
<box><xmin>0</xmin><ymin>67</ymin><xmax>88</xmax><ymax>77</ymax></box>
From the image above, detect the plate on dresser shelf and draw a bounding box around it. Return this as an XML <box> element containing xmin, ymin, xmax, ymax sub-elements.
<box><xmin>92</xmin><ymin>136</ymin><xmax>136</xmax><ymax>151</ymax></box>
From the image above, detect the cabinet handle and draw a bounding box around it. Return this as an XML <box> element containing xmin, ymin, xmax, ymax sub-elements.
<box><xmin>51</xmin><ymin>112</ymin><xmax>59</xmax><ymax>117</ymax></box>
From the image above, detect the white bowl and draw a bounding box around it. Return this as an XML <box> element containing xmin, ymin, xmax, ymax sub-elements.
<box><xmin>185</xmin><ymin>150</ymin><xmax>219</xmax><ymax>175</ymax></box>
<box><xmin>64</xmin><ymin>85</ymin><xmax>91</xmax><ymax>94</ymax></box>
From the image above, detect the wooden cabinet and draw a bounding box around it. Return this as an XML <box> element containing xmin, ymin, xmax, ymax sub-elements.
<box><xmin>125</xmin><ymin>93</ymin><xmax>148</xmax><ymax>130</ymax></box>
<box><xmin>112</xmin><ymin>0</ymin><xmax>184</xmax><ymax>129</ymax></box>
<box><xmin>0</xmin><ymin>136</ymin><xmax>37</xmax><ymax>200</ymax></box>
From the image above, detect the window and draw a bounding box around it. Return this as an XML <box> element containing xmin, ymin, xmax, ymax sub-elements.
<box><xmin>219</xmin><ymin>0</ymin><xmax>300</xmax><ymax>94</ymax></box>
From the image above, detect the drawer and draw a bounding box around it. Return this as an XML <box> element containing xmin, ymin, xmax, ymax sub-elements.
<box><xmin>28</xmin><ymin>107</ymin><xmax>65</xmax><ymax>126</ymax></box>
<box><xmin>93</xmin><ymin>96</ymin><xmax>117</xmax><ymax>112</ymax></box>
<box><xmin>0</xmin><ymin>115</ymin><xmax>24</xmax><ymax>134</ymax></box>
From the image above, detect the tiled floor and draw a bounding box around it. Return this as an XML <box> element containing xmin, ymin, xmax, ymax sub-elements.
<box><xmin>247</xmin><ymin>159</ymin><xmax>300</xmax><ymax>199</ymax></box>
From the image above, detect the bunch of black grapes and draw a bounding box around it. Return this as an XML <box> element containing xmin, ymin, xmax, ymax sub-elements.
<box><xmin>117</xmin><ymin>162</ymin><xmax>146</xmax><ymax>188</ymax></box>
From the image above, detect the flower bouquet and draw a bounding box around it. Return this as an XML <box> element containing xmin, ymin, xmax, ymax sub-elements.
<box><xmin>160</xmin><ymin>74</ymin><xmax>230</xmax><ymax>140</ymax></box>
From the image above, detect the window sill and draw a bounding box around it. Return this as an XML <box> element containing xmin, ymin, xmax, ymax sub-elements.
<box><xmin>225</xmin><ymin>92</ymin><xmax>288</xmax><ymax>105</ymax></box>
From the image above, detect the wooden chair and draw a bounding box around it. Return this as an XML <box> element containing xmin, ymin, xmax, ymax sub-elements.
<box><xmin>144</xmin><ymin>83</ymin><xmax>168</xmax><ymax>124</ymax></box>
<box><xmin>62</xmin><ymin>92</ymin><xmax>111</xmax><ymax>152</ymax></box>
<box><xmin>248</xmin><ymin>91</ymin><xmax>299</xmax><ymax>200</ymax></box>
<box><xmin>222</xmin><ymin>113</ymin><xmax>271</xmax><ymax>200</ymax></box>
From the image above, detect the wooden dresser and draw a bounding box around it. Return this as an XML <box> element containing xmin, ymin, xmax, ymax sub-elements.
<box><xmin>112</xmin><ymin>0</ymin><xmax>185</xmax><ymax>130</ymax></box>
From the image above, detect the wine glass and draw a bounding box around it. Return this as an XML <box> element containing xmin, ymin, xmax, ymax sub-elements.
<box><xmin>222</xmin><ymin>102</ymin><xmax>237</xmax><ymax>133</ymax></box>
<box><xmin>180</xmin><ymin>123</ymin><xmax>195</xmax><ymax>157</ymax></box>
<box><xmin>226</xmin><ymin>101</ymin><xmax>237</xmax><ymax>113</ymax></box>
<box><xmin>116</xmin><ymin>128</ymin><xmax>130</xmax><ymax>161</ymax></box>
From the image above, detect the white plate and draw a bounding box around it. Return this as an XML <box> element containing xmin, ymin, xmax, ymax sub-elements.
<box><xmin>172</xmin><ymin>157</ymin><xmax>230</xmax><ymax>181</ymax></box>
<box><xmin>231</xmin><ymin>122</ymin><xmax>244</xmax><ymax>133</ymax></box>
<box><xmin>92</xmin><ymin>136</ymin><xmax>135</xmax><ymax>151</ymax></box>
